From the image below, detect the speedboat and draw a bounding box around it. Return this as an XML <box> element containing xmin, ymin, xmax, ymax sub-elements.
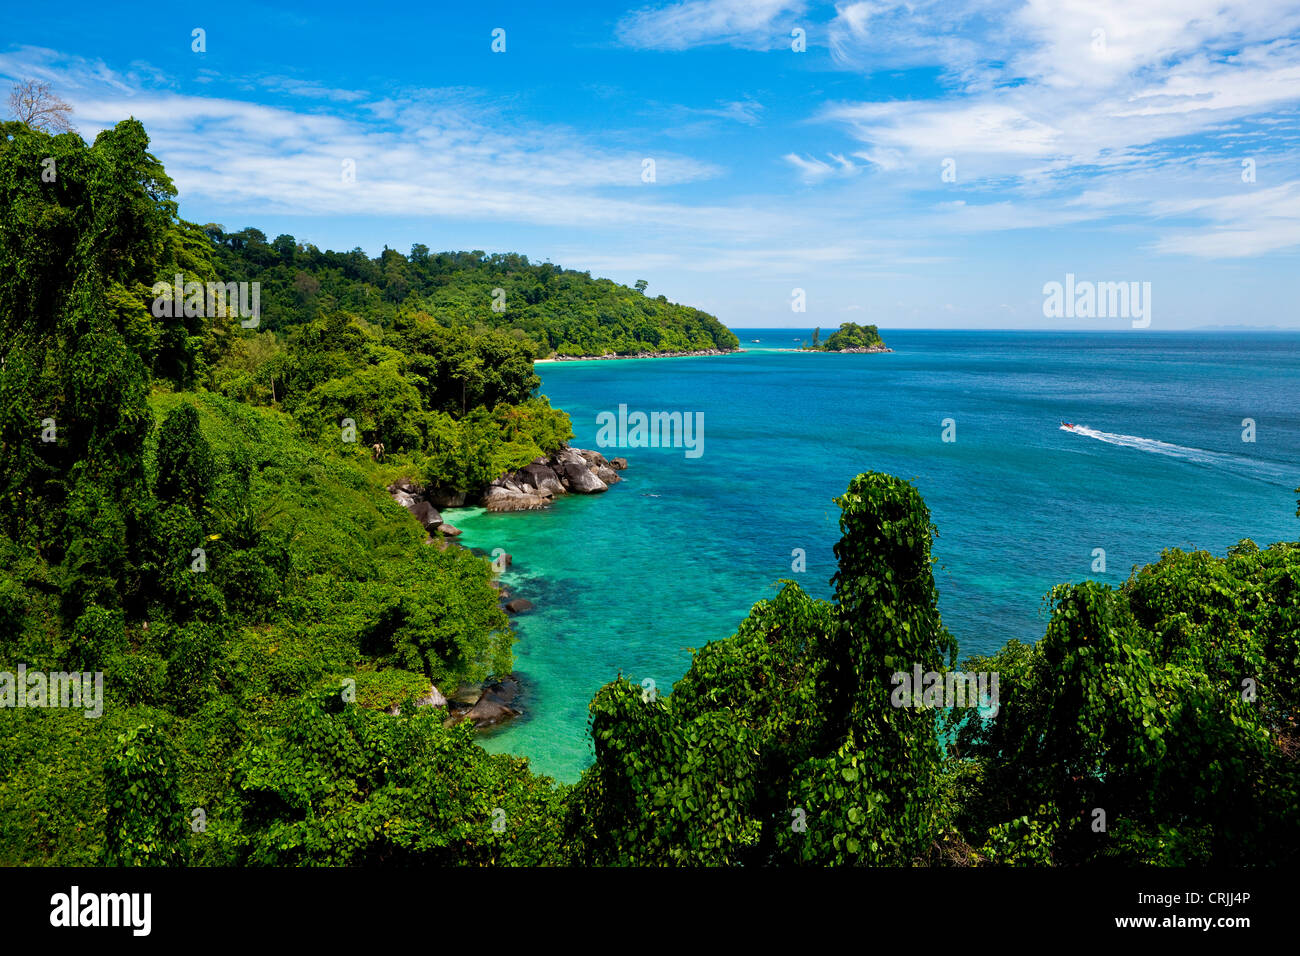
<box><xmin>1060</xmin><ymin>421</ymin><xmax>1076</xmax><ymax>430</ymax></box>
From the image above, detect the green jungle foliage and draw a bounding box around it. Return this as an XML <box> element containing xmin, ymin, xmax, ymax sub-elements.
<box><xmin>1</xmin><ymin>118</ymin><xmax>1296</xmax><ymax>867</ymax></box>
<box><xmin>201</xmin><ymin>228</ymin><xmax>739</xmax><ymax>358</ymax></box>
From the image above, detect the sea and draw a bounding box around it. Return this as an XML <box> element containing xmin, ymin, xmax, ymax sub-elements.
<box><xmin>449</xmin><ymin>329</ymin><xmax>1300</xmax><ymax>783</ymax></box>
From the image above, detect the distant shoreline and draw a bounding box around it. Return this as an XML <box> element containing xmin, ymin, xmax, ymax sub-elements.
<box><xmin>536</xmin><ymin>347</ymin><xmax>744</xmax><ymax>363</ymax></box>
<box><xmin>770</xmin><ymin>345</ymin><xmax>893</xmax><ymax>354</ymax></box>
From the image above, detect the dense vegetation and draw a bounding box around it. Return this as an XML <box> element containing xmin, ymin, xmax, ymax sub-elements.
<box><xmin>203</xmin><ymin>230</ymin><xmax>738</xmax><ymax>359</ymax></box>
<box><xmin>2</xmin><ymin>116</ymin><xmax>1296</xmax><ymax>867</ymax></box>
<box><xmin>808</xmin><ymin>322</ymin><xmax>886</xmax><ymax>351</ymax></box>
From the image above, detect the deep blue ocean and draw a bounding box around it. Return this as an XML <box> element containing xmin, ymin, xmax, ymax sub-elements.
<box><xmin>452</xmin><ymin>330</ymin><xmax>1300</xmax><ymax>783</ymax></box>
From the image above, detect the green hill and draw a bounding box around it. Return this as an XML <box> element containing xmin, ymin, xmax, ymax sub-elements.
<box><xmin>204</xmin><ymin>231</ymin><xmax>739</xmax><ymax>358</ymax></box>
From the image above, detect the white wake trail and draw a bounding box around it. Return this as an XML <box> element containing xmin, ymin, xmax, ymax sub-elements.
<box><xmin>1060</xmin><ymin>424</ymin><xmax>1294</xmax><ymax>486</ymax></box>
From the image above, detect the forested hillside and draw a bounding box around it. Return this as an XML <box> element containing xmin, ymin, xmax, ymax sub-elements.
<box><xmin>203</xmin><ymin>230</ymin><xmax>739</xmax><ymax>358</ymax></box>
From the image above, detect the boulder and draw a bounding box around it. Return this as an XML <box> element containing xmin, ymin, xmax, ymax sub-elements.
<box><xmin>519</xmin><ymin>461</ymin><xmax>559</xmax><ymax>488</ymax></box>
<box><xmin>578</xmin><ymin>449</ymin><xmax>609</xmax><ymax>467</ymax></box>
<box><xmin>504</xmin><ymin>598</ymin><xmax>535</xmax><ymax>614</ymax></box>
<box><xmin>595</xmin><ymin>465</ymin><xmax>620</xmax><ymax>484</ymax></box>
<box><xmin>566</xmin><ymin>467</ymin><xmax>608</xmax><ymax>494</ymax></box>
<box><xmin>537</xmin><ymin>477</ymin><xmax>565</xmax><ymax>497</ymax></box>
<box><xmin>407</xmin><ymin>500</ymin><xmax>442</xmax><ymax>530</ymax></box>
<box><xmin>556</xmin><ymin>446</ymin><xmax>588</xmax><ymax>467</ymax></box>
<box><xmin>610</xmin><ymin>457</ymin><xmax>628</xmax><ymax>470</ymax></box>
<box><xmin>388</xmin><ymin>477</ymin><xmax>422</xmax><ymax>496</ymax></box>
<box><xmin>483</xmin><ymin>485</ymin><xmax>551</xmax><ymax>512</ymax></box>
<box><xmin>427</xmin><ymin>489</ymin><xmax>467</xmax><ymax>509</ymax></box>
<box><xmin>461</xmin><ymin>679</ymin><xmax>523</xmax><ymax>728</ymax></box>
<box><xmin>557</xmin><ymin>460</ymin><xmax>589</xmax><ymax>481</ymax></box>
<box><xmin>414</xmin><ymin>683</ymin><xmax>448</xmax><ymax>709</ymax></box>
<box><xmin>439</xmin><ymin>522</ymin><xmax>462</xmax><ymax>537</ymax></box>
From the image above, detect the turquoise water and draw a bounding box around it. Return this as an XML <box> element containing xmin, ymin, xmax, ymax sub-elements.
<box><xmin>451</xmin><ymin>330</ymin><xmax>1300</xmax><ymax>783</ymax></box>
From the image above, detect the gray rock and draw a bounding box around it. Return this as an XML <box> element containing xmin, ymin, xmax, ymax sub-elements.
<box><xmin>537</xmin><ymin>477</ymin><xmax>565</xmax><ymax>497</ymax></box>
<box><xmin>388</xmin><ymin>477</ymin><xmax>423</xmax><ymax>495</ymax></box>
<box><xmin>610</xmin><ymin>457</ymin><xmax>628</xmax><ymax>470</ymax></box>
<box><xmin>461</xmin><ymin>679</ymin><xmax>523</xmax><ymax>728</ymax></box>
<box><xmin>483</xmin><ymin>485</ymin><xmax>551</xmax><ymax>512</ymax></box>
<box><xmin>566</xmin><ymin>467</ymin><xmax>608</xmax><ymax>494</ymax></box>
<box><xmin>414</xmin><ymin>683</ymin><xmax>447</xmax><ymax>709</ymax></box>
<box><xmin>595</xmin><ymin>465</ymin><xmax>620</xmax><ymax>484</ymax></box>
<box><xmin>519</xmin><ymin>461</ymin><xmax>559</xmax><ymax>487</ymax></box>
<box><xmin>556</xmin><ymin>446</ymin><xmax>588</xmax><ymax>467</ymax></box>
<box><xmin>427</xmin><ymin>489</ymin><xmax>467</xmax><ymax>509</ymax></box>
<box><xmin>504</xmin><ymin>598</ymin><xmax>535</xmax><ymax>614</ymax></box>
<box><xmin>407</xmin><ymin>500</ymin><xmax>442</xmax><ymax>530</ymax></box>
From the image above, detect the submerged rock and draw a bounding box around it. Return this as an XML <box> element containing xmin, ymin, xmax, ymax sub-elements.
<box><xmin>504</xmin><ymin>598</ymin><xmax>535</xmax><ymax>614</ymax></box>
<box><xmin>451</xmin><ymin>676</ymin><xmax>523</xmax><ymax>729</ymax></box>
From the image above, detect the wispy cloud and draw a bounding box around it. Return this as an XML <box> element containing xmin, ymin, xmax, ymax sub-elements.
<box><xmin>784</xmin><ymin>151</ymin><xmax>860</xmax><ymax>182</ymax></box>
<box><xmin>617</xmin><ymin>0</ymin><xmax>806</xmax><ymax>51</ymax></box>
<box><xmin>806</xmin><ymin>0</ymin><xmax>1300</xmax><ymax>256</ymax></box>
<box><xmin>1</xmin><ymin>50</ymin><xmax>751</xmax><ymax>234</ymax></box>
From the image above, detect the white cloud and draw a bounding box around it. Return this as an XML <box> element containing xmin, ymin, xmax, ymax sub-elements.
<box><xmin>617</xmin><ymin>0</ymin><xmax>806</xmax><ymax>51</ymax></box>
<box><xmin>809</xmin><ymin>0</ymin><xmax>1300</xmax><ymax>256</ymax></box>
<box><xmin>1</xmin><ymin>51</ymin><xmax>770</xmax><ymax>237</ymax></box>
<box><xmin>784</xmin><ymin>151</ymin><xmax>861</xmax><ymax>182</ymax></box>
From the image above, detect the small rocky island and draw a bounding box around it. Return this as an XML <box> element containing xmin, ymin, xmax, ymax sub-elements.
<box><xmin>803</xmin><ymin>321</ymin><xmax>891</xmax><ymax>352</ymax></box>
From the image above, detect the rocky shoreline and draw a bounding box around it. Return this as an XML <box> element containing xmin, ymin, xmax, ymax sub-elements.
<box><xmin>388</xmin><ymin>445</ymin><xmax>628</xmax><ymax>525</ymax></box>
<box><xmin>380</xmin><ymin>676</ymin><xmax>525</xmax><ymax>730</ymax></box>
<box><xmin>383</xmin><ymin>445</ymin><xmax>629</xmax><ymax>731</ymax></box>
<box><xmin>537</xmin><ymin>347</ymin><xmax>740</xmax><ymax>362</ymax></box>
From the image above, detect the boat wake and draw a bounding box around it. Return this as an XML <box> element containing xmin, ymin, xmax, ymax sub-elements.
<box><xmin>1060</xmin><ymin>423</ymin><xmax>1294</xmax><ymax>487</ymax></box>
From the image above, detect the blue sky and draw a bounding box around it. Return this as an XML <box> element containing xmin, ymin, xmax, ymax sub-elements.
<box><xmin>3</xmin><ymin>0</ymin><xmax>1299</xmax><ymax>328</ymax></box>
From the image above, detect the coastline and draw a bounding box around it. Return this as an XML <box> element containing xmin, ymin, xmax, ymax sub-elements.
<box><xmin>535</xmin><ymin>347</ymin><xmax>743</xmax><ymax>363</ymax></box>
<box><xmin>770</xmin><ymin>345</ymin><xmax>893</xmax><ymax>354</ymax></box>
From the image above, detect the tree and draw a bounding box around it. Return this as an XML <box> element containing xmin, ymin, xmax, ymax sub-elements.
<box><xmin>155</xmin><ymin>403</ymin><xmax>216</xmax><ymax>515</ymax></box>
<box><xmin>634</xmin><ymin>279</ymin><xmax>648</xmax><ymax>294</ymax></box>
<box><xmin>6</xmin><ymin>79</ymin><xmax>74</xmax><ymax>133</ymax></box>
<box><xmin>954</xmin><ymin>541</ymin><xmax>1300</xmax><ymax>865</ymax></box>
<box><xmin>0</xmin><ymin>117</ymin><xmax>177</xmax><ymax>612</ymax></box>
<box><xmin>566</xmin><ymin>472</ymin><xmax>956</xmax><ymax>865</ymax></box>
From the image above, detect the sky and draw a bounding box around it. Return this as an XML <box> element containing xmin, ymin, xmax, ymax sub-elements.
<box><xmin>2</xmin><ymin>0</ymin><xmax>1299</xmax><ymax>329</ymax></box>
